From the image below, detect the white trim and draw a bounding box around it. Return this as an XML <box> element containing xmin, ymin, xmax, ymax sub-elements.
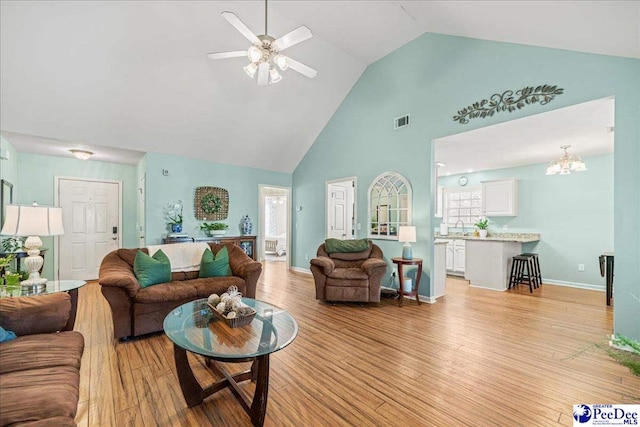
<box><xmin>54</xmin><ymin>176</ymin><xmax>123</xmax><ymax>281</ymax></box>
<box><xmin>290</xmin><ymin>266</ymin><xmax>311</xmax><ymax>275</ymax></box>
<box><xmin>258</xmin><ymin>184</ymin><xmax>291</xmax><ymax>270</ymax></box>
<box><xmin>542</xmin><ymin>278</ymin><xmax>605</xmax><ymax>292</ymax></box>
<box><xmin>469</xmin><ymin>284</ymin><xmax>508</xmax><ymax>292</ymax></box>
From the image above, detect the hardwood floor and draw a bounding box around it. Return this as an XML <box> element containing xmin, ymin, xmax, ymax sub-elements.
<box><xmin>75</xmin><ymin>264</ymin><xmax>639</xmax><ymax>426</ymax></box>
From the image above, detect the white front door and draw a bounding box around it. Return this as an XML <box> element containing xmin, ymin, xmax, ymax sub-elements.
<box><xmin>138</xmin><ymin>174</ymin><xmax>146</xmax><ymax>247</ymax></box>
<box><xmin>58</xmin><ymin>178</ymin><xmax>120</xmax><ymax>280</ymax></box>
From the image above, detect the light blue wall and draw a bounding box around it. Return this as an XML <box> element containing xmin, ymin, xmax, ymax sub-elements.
<box><xmin>0</xmin><ymin>136</ymin><xmax>19</xmax><ymax>191</ymax></box>
<box><xmin>144</xmin><ymin>152</ymin><xmax>291</xmax><ymax>245</ymax></box>
<box><xmin>292</xmin><ymin>33</ymin><xmax>639</xmax><ymax>340</ymax></box>
<box><xmin>437</xmin><ymin>154</ymin><xmax>613</xmax><ymax>287</ymax></box>
<box><xmin>16</xmin><ymin>153</ymin><xmax>139</xmax><ymax>279</ymax></box>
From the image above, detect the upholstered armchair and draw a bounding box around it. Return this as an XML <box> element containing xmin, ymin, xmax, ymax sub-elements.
<box><xmin>310</xmin><ymin>239</ymin><xmax>387</xmax><ymax>303</ymax></box>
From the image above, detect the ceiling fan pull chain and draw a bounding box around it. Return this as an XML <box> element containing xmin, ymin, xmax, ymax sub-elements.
<box><xmin>265</xmin><ymin>0</ymin><xmax>268</xmax><ymax>36</ymax></box>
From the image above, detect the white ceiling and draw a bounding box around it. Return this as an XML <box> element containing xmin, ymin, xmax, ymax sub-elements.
<box><xmin>1</xmin><ymin>1</ymin><xmax>638</xmax><ymax>172</ymax></box>
<box><xmin>434</xmin><ymin>97</ymin><xmax>615</xmax><ymax>177</ymax></box>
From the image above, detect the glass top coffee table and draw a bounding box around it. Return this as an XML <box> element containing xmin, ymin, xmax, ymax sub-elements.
<box><xmin>163</xmin><ymin>298</ymin><xmax>298</xmax><ymax>427</ymax></box>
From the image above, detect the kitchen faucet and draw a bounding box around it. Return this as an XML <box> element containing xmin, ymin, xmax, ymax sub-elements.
<box><xmin>454</xmin><ymin>219</ymin><xmax>466</xmax><ymax>235</ymax></box>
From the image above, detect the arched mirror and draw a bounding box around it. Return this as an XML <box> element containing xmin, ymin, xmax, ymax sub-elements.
<box><xmin>368</xmin><ymin>172</ymin><xmax>412</xmax><ymax>240</ymax></box>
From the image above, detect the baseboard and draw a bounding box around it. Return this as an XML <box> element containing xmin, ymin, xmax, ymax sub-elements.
<box><xmin>290</xmin><ymin>266</ymin><xmax>312</xmax><ymax>275</ymax></box>
<box><xmin>542</xmin><ymin>278</ymin><xmax>605</xmax><ymax>292</ymax></box>
<box><xmin>469</xmin><ymin>285</ymin><xmax>507</xmax><ymax>292</ymax></box>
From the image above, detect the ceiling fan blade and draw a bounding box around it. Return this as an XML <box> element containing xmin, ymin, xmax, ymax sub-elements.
<box><xmin>207</xmin><ymin>51</ymin><xmax>247</xmax><ymax>60</ymax></box>
<box><xmin>221</xmin><ymin>11</ymin><xmax>260</xmax><ymax>44</ymax></box>
<box><xmin>257</xmin><ymin>62</ymin><xmax>269</xmax><ymax>85</ymax></box>
<box><xmin>287</xmin><ymin>57</ymin><xmax>317</xmax><ymax>79</ymax></box>
<box><xmin>273</xmin><ymin>26</ymin><xmax>313</xmax><ymax>51</ymax></box>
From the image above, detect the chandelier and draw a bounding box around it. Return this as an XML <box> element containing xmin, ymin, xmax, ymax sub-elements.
<box><xmin>546</xmin><ymin>145</ymin><xmax>587</xmax><ymax>175</ymax></box>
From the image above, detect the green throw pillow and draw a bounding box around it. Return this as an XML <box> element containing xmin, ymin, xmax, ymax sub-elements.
<box><xmin>134</xmin><ymin>249</ymin><xmax>171</xmax><ymax>288</ymax></box>
<box><xmin>324</xmin><ymin>238</ymin><xmax>370</xmax><ymax>254</ymax></box>
<box><xmin>199</xmin><ymin>246</ymin><xmax>232</xmax><ymax>278</ymax></box>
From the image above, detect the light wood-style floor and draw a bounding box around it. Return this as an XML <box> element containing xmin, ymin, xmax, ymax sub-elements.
<box><xmin>74</xmin><ymin>263</ymin><xmax>640</xmax><ymax>426</ymax></box>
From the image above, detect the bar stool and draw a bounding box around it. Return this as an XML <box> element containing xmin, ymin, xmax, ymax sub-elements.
<box><xmin>508</xmin><ymin>255</ymin><xmax>535</xmax><ymax>293</ymax></box>
<box><xmin>520</xmin><ymin>253</ymin><xmax>542</xmax><ymax>288</ymax></box>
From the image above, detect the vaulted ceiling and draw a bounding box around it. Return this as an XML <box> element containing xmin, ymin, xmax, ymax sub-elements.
<box><xmin>1</xmin><ymin>1</ymin><xmax>638</xmax><ymax>172</ymax></box>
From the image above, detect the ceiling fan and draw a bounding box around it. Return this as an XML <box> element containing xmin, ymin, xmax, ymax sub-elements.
<box><xmin>207</xmin><ymin>0</ymin><xmax>317</xmax><ymax>85</ymax></box>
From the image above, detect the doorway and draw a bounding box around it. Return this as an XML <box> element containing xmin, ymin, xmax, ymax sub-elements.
<box><xmin>55</xmin><ymin>177</ymin><xmax>122</xmax><ymax>280</ymax></box>
<box><xmin>326</xmin><ymin>177</ymin><xmax>356</xmax><ymax>240</ymax></box>
<box><xmin>258</xmin><ymin>185</ymin><xmax>290</xmax><ymax>265</ymax></box>
<box><xmin>431</xmin><ymin>97</ymin><xmax>615</xmax><ymax>302</ymax></box>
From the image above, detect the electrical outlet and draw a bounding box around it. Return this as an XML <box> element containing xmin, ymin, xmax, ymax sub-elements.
<box><xmin>578</xmin><ymin>264</ymin><xmax>585</xmax><ymax>272</ymax></box>
<box><xmin>304</xmin><ymin>254</ymin><xmax>308</xmax><ymax>261</ymax></box>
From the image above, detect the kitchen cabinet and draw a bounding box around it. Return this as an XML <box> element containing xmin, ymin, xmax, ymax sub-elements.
<box><xmin>445</xmin><ymin>239</ymin><xmax>465</xmax><ymax>275</ymax></box>
<box><xmin>482</xmin><ymin>179</ymin><xmax>518</xmax><ymax>217</ymax></box>
<box><xmin>465</xmin><ymin>240</ymin><xmax>522</xmax><ymax>290</ymax></box>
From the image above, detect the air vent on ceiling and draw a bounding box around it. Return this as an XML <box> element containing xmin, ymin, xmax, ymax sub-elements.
<box><xmin>394</xmin><ymin>114</ymin><xmax>410</xmax><ymax>129</ymax></box>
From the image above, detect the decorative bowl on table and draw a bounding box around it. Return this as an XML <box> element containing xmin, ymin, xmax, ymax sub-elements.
<box><xmin>207</xmin><ymin>285</ymin><xmax>256</xmax><ymax>328</ymax></box>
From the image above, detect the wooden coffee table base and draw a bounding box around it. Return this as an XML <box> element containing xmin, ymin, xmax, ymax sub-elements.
<box><xmin>174</xmin><ymin>344</ymin><xmax>270</xmax><ymax>427</ymax></box>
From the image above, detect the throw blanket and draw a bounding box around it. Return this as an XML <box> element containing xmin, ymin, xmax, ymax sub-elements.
<box><xmin>147</xmin><ymin>242</ymin><xmax>210</xmax><ymax>272</ymax></box>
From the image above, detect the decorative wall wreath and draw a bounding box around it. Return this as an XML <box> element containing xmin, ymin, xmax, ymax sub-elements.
<box><xmin>194</xmin><ymin>187</ymin><xmax>229</xmax><ymax>220</ymax></box>
<box><xmin>201</xmin><ymin>193</ymin><xmax>222</xmax><ymax>215</ymax></box>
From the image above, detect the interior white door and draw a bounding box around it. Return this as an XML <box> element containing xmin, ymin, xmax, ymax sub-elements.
<box><xmin>59</xmin><ymin>179</ymin><xmax>120</xmax><ymax>280</ymax></box>
<box><xmin>138</xmin><ymin>175</ymin><xmax>146</xmax><ymax>247</ymax></box>
<box><xmin>327</xmin><ymin>183</ymin><xmax>348</xmax><ymax>239</ymax></box>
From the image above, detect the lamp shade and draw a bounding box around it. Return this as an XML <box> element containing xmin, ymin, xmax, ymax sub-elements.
<box><xmin>398</xmin><ymin>226</ymin><xmax>416</xmax><ymax>243</ymax></box>
<box><xmin>1</xmin><ymin>204</ymin><xmax>64</xmax><ymax>236</ymax></box>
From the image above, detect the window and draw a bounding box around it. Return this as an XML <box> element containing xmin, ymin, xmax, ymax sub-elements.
<box><xmin>443</xmin><ymin>187</ymin><xmax>482</xmax><ymax>226</ymax></box>
<box><xmin>368</xmin><ymin>172</ymin><xmax>412</xmax><ymax>240</ymax></box>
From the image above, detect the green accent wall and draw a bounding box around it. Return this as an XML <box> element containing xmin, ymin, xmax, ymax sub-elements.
<box><xmin>292</xmin><ymin>32</ymin><xmax>639</xmax><ymax>340</ymax></box>
<box><xmin>437</xmin><ymin>154</ymin><xmax>613</xmax><ymax>288</ymax></box>
<box><xmin>143</xmin><ymin>152</ymin><xmax>291</xmax><ymax>245</ymax></box>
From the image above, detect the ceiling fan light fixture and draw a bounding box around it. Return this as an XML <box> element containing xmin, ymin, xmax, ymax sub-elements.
<box><xmin>269</xmin><ymin>67</ymin><xmax>282</xmax><ymax>84</ymax></box>
<box><xmin>274</xmin><ymin>54</ymin><xmax>288</xmax><ymax>71</ymax></box>
<box><xmin>247</xmin><ymin>45</ymin><xmax>262</xmax><ymax>63</ymax></box>
<box><xmin>244</xmin><ymin>62</ymin><xmax>258</xmax><ymax>78</ymax></box>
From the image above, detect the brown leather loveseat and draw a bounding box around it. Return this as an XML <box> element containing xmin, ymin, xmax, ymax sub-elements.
<box><xmin>310</xmin><ymin>240</ymin><xmax>387</xmax><ymax>303</ymax></box>
<box><xmin>0</xmin><ymin>293</ymin><xmax>84</xmax><ymax>427</ymax></box>
<box><xmin>99</xmin><ymin>242</ymin><xmax>262</xmax><ymax>340</ymax></box>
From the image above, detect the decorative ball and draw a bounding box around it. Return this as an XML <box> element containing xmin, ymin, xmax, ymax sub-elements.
<box><xmin>226</xmin><ymin>311</ymin><xmax>237</xmax><ymax>319</ymax></box>
<box><xmin>215</xmin><ymin>302</ymin><xmax>226</xmax><ymax>313</ymax></box>
<box><xmin>208</xmin><ymin>294</ymin><xmax>219</xmax><ymax>304</ymax></box>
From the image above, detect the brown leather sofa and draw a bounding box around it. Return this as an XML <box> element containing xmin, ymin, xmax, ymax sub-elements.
<box><xmin>0</xmin><ymin>293</ymin><xmax>84</xmax><ymax>427</ymax></box>
<box><xmin>99</xmin><ymin>242</ymin><xmax>262</xmax><ymax>340</ymax></box>
<box><xmin>310</xmin><ymin>241</ymin><xmax>387</xmax><ymax>303</ymax></box>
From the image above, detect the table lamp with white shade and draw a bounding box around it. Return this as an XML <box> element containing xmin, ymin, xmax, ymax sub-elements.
<box><xmin>0</xmin><ymin>203</ymin><xmax>64</xmax><ymax>289</ymax></box>
<box><xmin>398</xmin><ymin>226</ymin><xmax>417</xmax><ymax>260</ymax></box>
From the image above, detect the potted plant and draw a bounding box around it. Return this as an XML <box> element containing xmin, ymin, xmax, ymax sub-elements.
<box><xmin>165</xmin><ymin>201</ymin><xmax>183</xmax><ymax>233</ymax></box>
<box><xmin>474</xmin><ymin>218</ymin><xmax>489</xmax><ymax>238</ymax></box>
<box><xmin>200</xmin><ymin>222</ymin><xmax>229</xmax><ymax>236</ymax></box>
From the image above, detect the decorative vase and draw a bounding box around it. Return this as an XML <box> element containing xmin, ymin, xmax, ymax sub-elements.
<box><xmin>171</xmin><ymin>224</ymin><xmax>182</xmax><ymax>233</ymax></box>
<box><xmin>479</xmin><ymin>229</ymin><xmax>488</xmax><ymax>238</ymax></box>
<box><xmin>241</xmin><ymin>215</ymin><xmax>253</xmax><ymax>235</ymax></box>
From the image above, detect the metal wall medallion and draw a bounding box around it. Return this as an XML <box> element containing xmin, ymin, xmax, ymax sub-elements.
<box><xmin>194</xmin><ymin>186</ymin><xmax>229</xmax><ymax>220</ymax></box>
<box><xmin>453</xmin><ymin>85</ymin><xmax>564</xmax><ymax>124</ymax></box>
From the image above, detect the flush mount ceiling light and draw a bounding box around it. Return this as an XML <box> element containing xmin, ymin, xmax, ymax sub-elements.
<box><xmin>546</xmin><ymin>145</ymin><xmax>587</xmax><ymax>175</ymax></box>
<box><xmin>207</xmin><ymin>0</ymin><xmax>317</xmax><ymax>85</ymax></box>
<box><xmin>70</xmin><ymin>149</ymin><xmax>93</xmax><ymax>160</ymax></box>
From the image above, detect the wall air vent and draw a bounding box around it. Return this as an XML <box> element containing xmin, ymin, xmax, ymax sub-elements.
<box><xmin>394</xmin><ymin>114</ymin><xmax>410</xmax><ymax>129</ymax></box>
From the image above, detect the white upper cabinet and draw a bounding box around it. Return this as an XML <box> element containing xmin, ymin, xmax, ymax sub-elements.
<box><xmin>482</xmin><ymin>179</ymin><xmax>518</xmax><ymax>217</ymax></box>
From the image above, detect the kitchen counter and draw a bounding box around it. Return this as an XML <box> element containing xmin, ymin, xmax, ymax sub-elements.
<box><xmin>435</xmin><ymin>232</ymin><xmax>540</xmax><ymax>243</ymax></box>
